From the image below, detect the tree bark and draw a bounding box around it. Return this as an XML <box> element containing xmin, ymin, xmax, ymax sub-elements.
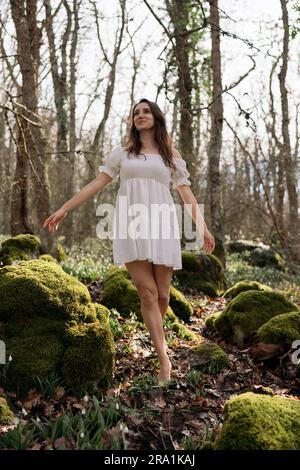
<box><xmin>9</xmin><ymin>0</ymin><xmax>52</xmax><ymax>250</ymax></box>
<box><xmin>279</xmin><ymin>0</ymin><xmax>300</xmax><ymax>262</ymax></box>
<box><xmin>207</xmin><ymin>0</ymin><xmax>225</xmax><ymax>266</ymax></box>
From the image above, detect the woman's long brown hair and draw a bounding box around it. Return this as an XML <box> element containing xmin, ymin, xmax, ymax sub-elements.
<box><xmin>124</xmin><ymin>98</ymin><xmax>177</xmax><ymax>171</ymax></box>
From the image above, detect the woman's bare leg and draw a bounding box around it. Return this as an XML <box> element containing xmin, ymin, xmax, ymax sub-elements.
<box><xmin>152</xmin><ymin>264</ymin><xmax>173</xmax><ymax>319</ymax></box>
<box><xmin>125</xmin><ymin>260</ymin><xmax>171</xmax><ymax>381</ymax></box>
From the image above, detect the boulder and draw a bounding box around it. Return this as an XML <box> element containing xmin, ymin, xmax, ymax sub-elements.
<box><xmin>189</xmin><ymin>341</ymin><xmax>229</xmax><ymax>374</ymax></box>
<box><xmin>0</xmin><ymin>259</ymin><xmax>115</xmax><ymax>395</ymax></box>
<box><xmin>174</xmin><ymin>251</ymin><xmax>227</xmax><ymax>297</ymax></box>
<box><xmin>258</xmin><ymin>311</ymin><xmax>300</xmax><ymax>346</ymax></box>
<box><xmin>214</xmin><ymin>290</ymin><xmax>298</xmax><ymax>346</ymax></box>
<box><xmin>214</xmin><ymin>392</ymin><xmax>300</xmax><ymax>450</ymax></box>
<box><xmin>222</xmin><ymin>280</ymin><xmax>272</xmax><ymax>299</ymax></box>
<box><xmin>0</xmin><ymin>234</ymin><xmax>67</xmax><ymax>266</ymax></box>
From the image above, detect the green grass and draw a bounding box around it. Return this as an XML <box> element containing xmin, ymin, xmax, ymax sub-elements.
<box><xmin>0</xmin><ymin>395</ymin><xmax>122</xmax><ymax>450</ymax></box>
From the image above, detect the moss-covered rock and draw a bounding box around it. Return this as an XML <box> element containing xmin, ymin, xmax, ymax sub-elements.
<box><xmin>247</xmin><ymin>247</ymin><xmax>284</xmax><ymax>271</ymax></box>
<box><xmin>0</xmin><ymin>259</ymin><xmax>115</xmax><ymax>396</ymax></box>
<box><xmin>205</xmin><ymin>311</ymin><xmax>222</xmax><ymax>329</ymax></box>
<box><xmin>169</xmin><ymin>286</ymin><xmax>193</xmax><ymax>322</ymax></box>
<box><xmin>0</xmin><ymin>396</ymin><xmax>15</xmax><ymax>425</ymax></box>
<box><xmin>0</xmin><ymin>234</ymin><xmax>40</xmax><ymax>266</ymax></box>
<box><xmin>101</xmin><ymin>266</ymin><xmax>141</xmax><ymax>319</ymax></box>
<box><xmin>214</xmin><ymin>392</ymin><xmax>300</xmax><ymax>450</ymax></box>
<box><xmin>61</xmin><ymin>315</ymin><xmax>114</xmax><ymax>388</ymax></box>
<box><xmin>55</xmin><ymin>240</ymin><xmax>67</xmax><ymax>262</ymax></box>
<box><xmin>226</xmin><ymin>240</ymin><xmax>258</xmax><ymax>253</ymax></box>
<box><xmin>189</xmin><ymin>341</ymin><xmax>229</xmax><ymax>374</ymax></box>
<box><xmin>222</xmin><ymin>280</ymin><xmax>273</xmax><ymax>299</ymax></box>
<box><xmin>165</xmin><ymin>309</ymin><xmax>200</xmax><ymax>342</ymax></box>
<box><xmin>101</xmin><ymin>266</ymin><xmax>193</xmax><ymax>323</ymax></box>
<box><xmin>38</xmin><ymin>254</ymin><xmax>57</xmax><ymax>263</ymax></box>
<box><xmin>173</xmin><ymin>251</ymin><xmax>227</xmax><ymax>297</ymax></box>
<box><xmin>0</xmin><ymin>234</ymin><xmax>67</xmax><ymax>266</ymax></box>
<box><xmin>214</xmin><ymin>290</ymin><xmax>298</xmax><ymax>346</ymax></box>
<box><xmin>258</xmin><ymin>311</ymin><xmax>300</xmax><ymax>346</ymax></box>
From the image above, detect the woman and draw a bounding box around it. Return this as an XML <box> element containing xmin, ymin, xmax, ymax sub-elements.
<box><xmin>42</xmin><ymin>98</ymin><xmax>215</xmax><ymax>384</ymax></box>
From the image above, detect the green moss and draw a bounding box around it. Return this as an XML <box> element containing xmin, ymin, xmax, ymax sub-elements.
<box><xmin>0</xmin><ymin>259</ymin><xmax>96</xmax><ymax>323</ymax></box>
<box><xmin>5</xmin><ymin>335</ymin><xmax>64</xmax><ymax>395</ymax></box>
<box><xmin>165</xmin><ymin>308</ymin><xmax>200</xmax><ymax>342</ymax></box>
<box><xmin>258</xmin><ymin>311</ymin><xmax>300</xmax><ymax>346</ymax></box>
<box><xmin>39</xmin><ymin>254</ymin><xmax>57</xmax><ymax>263</ymax></box>
<box><xmin>101</xmin><ymin>267</ymin><xmax>141</xmax><ymax>319</ymax></box>
<box><xmin>205</xmin><ymin>311</ymin><xmax>222</xmax><ymax>329</ymax></box>
<box><xmin>61</xmin><ymin>317</ymin><xmax>115</xmax><ymax>388</ymax></box>
<box><xmin>55</xmin><ymin>240</ymin><xmax>67</xmax><ymax>262</ymax></box>
<box><xmin>174</xmin><ymin>251</ymin><xmax>227</xmax><ymax>297</ymax></box>
<box><xmin>0</xmin><ymin>260</ymin><xmax>115</xmax><ymax>396</ymax></box>
<box><xmin>190</xmin><ymin>341</ymin><xmax>229</xmax><ymax>374</ymax></box>
<box><xmin>214</xmin><ymin>290</ymin><xmax>298</xmax><ymax>346</ymax></box>
<box><xmin>223</xmin><ymin>280</ymin><xmax>273</xmax><ymax>299</ymax></box>
<box><xmin>0</xmin><ymin>234</ymin><xmax>41</xmax><ymax>266</ymax></box>
<box><xmin>169</xmin><ymin>286</ymin><xmax>193</xmax><ymax>322</ymax></box>
<box><xmin>247</xmin><ymin>247</ymin><xmax>284</xmax><ymax>271</ymax></box>
<box><xmin>0</xmin><ymin>397</ymin><xmax>15</xmax><ymax>425</ymax></box>
<box><xmin>214</xmin><ymin>392</ymin><xmax>300</xmax><ymax>450</ymax></box>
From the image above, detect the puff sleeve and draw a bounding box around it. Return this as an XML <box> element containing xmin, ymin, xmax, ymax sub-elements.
<box><xmin>99</xmin><ymin>146</ymin><xmax>122</xmax><ymax>181</ymax></box>
<box><xmin>171</xmin><ymin>157</ymin><xmax>192</xmax><ymax>190</ymax></box>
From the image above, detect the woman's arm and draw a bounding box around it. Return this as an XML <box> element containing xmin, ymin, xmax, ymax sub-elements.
<box><xmin>42</xmin><ymin>171</ymin><xmax>113</xmax><ymax>233</ymax></box>
<box><xmin>61</xmin><ymin>172</ymin><xmax>113</xmax><ymax>213</ymax></box>
<box><xmin>176</xmin><ymin>185</ymin><xmax>207</xmax><ymax>232</ymax></box>
<box><xmin>176</xmin><ymin>185</ymin><xmax>215</xmax><ymax>252</ymax></box>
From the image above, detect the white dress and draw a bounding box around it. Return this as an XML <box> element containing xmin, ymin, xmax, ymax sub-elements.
<box><xmin>99</xmin><ymin>146</ymin><xmax>192</xmax><ymax>270</ymax></box>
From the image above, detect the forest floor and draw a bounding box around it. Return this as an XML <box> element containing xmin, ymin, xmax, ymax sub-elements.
<box><xmin>85</xmin><ymin>279</ymin><xmax>300</xmax><ymax>450</ymax></box>
<box><xmin>1</xmin><ymin>244</ymin><xmax>300</xmax><ymax>450</ymax></box>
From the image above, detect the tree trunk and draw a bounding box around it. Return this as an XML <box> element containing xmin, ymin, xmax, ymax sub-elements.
<box><xmin>10</xmin><ymin>0</ymin><xmax>52</xmax><ymax>251</ymax></box>
<box><xmin>165</xmin><ymin>0</ymin><xmax>197</xmax><ymax>196</ymax></box>
<box><xmin>207</xmin><ymin>0</ymin><xmax>225</xmax><ymax>266</ymax></box>
<box><xmin>279</xmin><ymin>0</ymin><xmax>300</xmax><ymax>262</ymax></box>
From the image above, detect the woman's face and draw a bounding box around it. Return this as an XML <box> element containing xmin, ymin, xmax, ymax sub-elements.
<box><xmin>133</xmin><ymin>102</ymin><xmax>155</xmax><ymax>131</ymax></box>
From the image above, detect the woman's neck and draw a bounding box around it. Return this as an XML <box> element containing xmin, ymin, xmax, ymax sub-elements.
<box><xmin>139</xmin><ymin>130</ymin><xmax>158</xmax><ymax>152</ymax></box>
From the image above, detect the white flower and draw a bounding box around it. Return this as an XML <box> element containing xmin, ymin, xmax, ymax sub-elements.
<box><xmin>115</xmin><ymin>402</ymin><xmax>120</xmax><ymax>410</ymax></box>
<box><xmin>81</xmin><ymin>408</ymin><xmax>86</xmax><ymax>415</ymax></box>
<box><xmin>83</xmin><ymin>394</ymin><xmax>89</xmax><ymax>403</ymax></box>
<box><xmin>8</xmin><ymin>355</ymin><xmax>12</xmax><ymax>362</ymax></box>
<box><xmin>80</xmin><ymin>432</ymin><xmax>84</xmax><ymax>438</ymax></box>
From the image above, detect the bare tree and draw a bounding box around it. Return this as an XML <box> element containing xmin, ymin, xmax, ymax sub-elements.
<box><xmin>278</xmin><ymin>0</ymin><xmax>300</xmax><ymax>262</ymax></box>
<box><xmin>81</xmin><ymin>0</ymin><xmax>126</xmax><ymax>238</ymax></box>
<box><xmin>206</xmin><ymin>0</ymin><xmax>225</xmax><ymax>266</ymax></box>
<box><xmin>9</xmin><ymin>0</ymin><xmax>52</xmax><ymax>250</ymax></box>
<box><xmin>43</xmin><ymin>0</ymin><xmax>80</xmax><ymax>248</ymax></box>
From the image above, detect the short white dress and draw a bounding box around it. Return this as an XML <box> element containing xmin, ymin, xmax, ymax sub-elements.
<box><xmin>99</xmin><ymin>146</ymin><xmax>192</xmax><ymax>270</ymax></box>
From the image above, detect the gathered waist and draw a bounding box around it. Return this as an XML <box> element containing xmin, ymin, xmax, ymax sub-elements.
<box><xmin>120</xmin><ymin>176</ymin><xmax>170</xmax><ymax>190</ymax></box>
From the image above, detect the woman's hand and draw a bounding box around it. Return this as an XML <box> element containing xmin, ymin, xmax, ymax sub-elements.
<box><xmin>42</xmin><ymin>208</ymin><xmax>69</xmax><ymax>234</ymax></box>
<box><xmin>203</xmin><ymin>228</ymin><xmax>215</xmax><ymax>253</ymax></box>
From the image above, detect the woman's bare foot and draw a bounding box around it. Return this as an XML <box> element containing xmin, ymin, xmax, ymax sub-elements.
<box><xmin>158</xmin><ymin>358</ymin><xmax>172</xmax><ymax>383</ymax></box>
